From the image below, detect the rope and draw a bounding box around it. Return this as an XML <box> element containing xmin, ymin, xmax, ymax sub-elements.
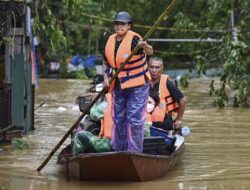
<box><xmin>154</xmin><ymin>46</ymin><xmax>219</xmax><ymax>56</ymax></box>
<box><xmin>80</xmin><ymin>12</ymin><xmax>227</xmax><ymax>34</ymax></box>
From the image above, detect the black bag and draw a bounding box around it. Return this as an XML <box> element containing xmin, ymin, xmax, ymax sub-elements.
<box><xmin>76</xmin><ymin>95</ymin><xmax>92</xmax><ymax>112</ymax></box>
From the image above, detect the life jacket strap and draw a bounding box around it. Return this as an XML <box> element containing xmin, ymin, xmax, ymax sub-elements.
<box><xmin>104</xmin><ymin>63</ymin><xmax>112</xmax><ymax>77</ymax></box>
<box><xmin>119</xmin><ymin>69</ymin><xmax>148</xmax><ymax>83</ymax></box>
<box><xmin>121</xmin><ymin>61</ymin><xmax>146</xmax><ymax>72</ymax></box>
<box><xmin>126</xmin><ymin>54</ymin><xmax>145</xmax><ymax>65</ymax></box>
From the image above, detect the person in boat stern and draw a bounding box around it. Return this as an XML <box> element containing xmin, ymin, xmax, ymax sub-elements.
<box><xmin>148</xmin><ymin>57</ymin><xmax>186</xmax><ymax>132</ymax></box>
<box><xmin>103</xmin><ymin>11</ymin><xmax>153</xmax><ymax>152</ymax></box>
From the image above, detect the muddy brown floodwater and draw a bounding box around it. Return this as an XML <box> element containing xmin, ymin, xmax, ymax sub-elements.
<box><xmin>0</xmin><ymin>78</ymin><xmax>250</xmax><ymax>190</ymax></box>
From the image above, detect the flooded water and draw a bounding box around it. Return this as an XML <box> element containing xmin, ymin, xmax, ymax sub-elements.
<box><xmin>0</xmin><ymin>78</ymin><xmax>250</xmax><ymax>190</ymax></box>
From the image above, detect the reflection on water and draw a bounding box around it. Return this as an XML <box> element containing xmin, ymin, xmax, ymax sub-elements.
<box><xmin>0</xmin><ymin>78</ymin><xmax>250</xmax><ymax>190</ymax></box>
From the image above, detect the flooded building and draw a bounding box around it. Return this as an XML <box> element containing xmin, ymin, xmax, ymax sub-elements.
<box><xmin>0</xmin><ymin>1</ymin><xmax>35</xmax><ymax>140</ymax></box>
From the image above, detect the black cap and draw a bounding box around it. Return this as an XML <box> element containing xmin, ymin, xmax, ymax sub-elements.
<box><xmin>114</xmin><ymin>11</ymin><xmax>132</xmax><ymax>23</ymax></box>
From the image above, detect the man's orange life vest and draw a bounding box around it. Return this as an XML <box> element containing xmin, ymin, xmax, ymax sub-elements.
<box><xmin>105</xmin><ymin>30</ymin><xmax>151</xmax><ymax>90</ymax></box>
<box><xmin>151</xmin><ymin>74</ymin><xmax>178</xmax><ymax>122</ymax></box>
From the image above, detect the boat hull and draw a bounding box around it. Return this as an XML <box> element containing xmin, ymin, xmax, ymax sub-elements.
<box><xmin>59</xmin><ymin>143</ymin><xmax>185</xmax><ymax>182</ymax></box>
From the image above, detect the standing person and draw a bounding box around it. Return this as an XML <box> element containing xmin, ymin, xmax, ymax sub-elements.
<box><xmin>148</xmin><ymin>57</ymin><xmax>186</xmax><ymax>131</ymax></box>
<box><xmin>103</xmin><ymin>11</ymin><xmax>153</xmax><ymax>152</ymax></box>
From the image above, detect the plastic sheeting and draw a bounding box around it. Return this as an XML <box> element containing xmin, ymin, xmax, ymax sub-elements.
<box><xmin>111</xmin><ymin>82</ymin><xmax>149</xmax><ymax>152</ymax></box>
<box><xmin>90</xmin><ymin>101</ymin><xmax>107</xmax><ymax>121</ymax></box>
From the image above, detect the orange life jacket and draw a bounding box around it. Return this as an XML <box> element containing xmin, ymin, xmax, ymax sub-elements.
<box><xmin>105</xmin><ymin>30</ymin><xmax>151</xmax><ymax>91</ymax></box>
<box><xmin>151</xmin><ymin>74</ymin><xmax>178</xmax><ymax>122</ymax></box>
<box><xmin>146</xmin><ymin>112</ymin><xmax>152</xmax><ymax>122</ymax></box>
<box><xmin>98</xmin><ymin>93</ymin><xmax>113</xmax><ymax>139</ymax></box>
<box><xmin>98</xmin><ymin>75</ymin><xmax>178</xmax><ymax>138</ymax></box>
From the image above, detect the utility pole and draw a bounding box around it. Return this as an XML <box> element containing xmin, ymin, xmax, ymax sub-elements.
<box><xmin>231</xmin><ymin>10</ymin><xmax>238</xmax><ymax>42</ymax></box>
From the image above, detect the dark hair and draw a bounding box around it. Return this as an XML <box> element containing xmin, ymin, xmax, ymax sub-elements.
<box><xmin>149</xmin><ymin>91</ymin><xmax>159</xmax><ymax>105</ymax></box>
<box><xmin>149</xmin><ymin>57</ymin><xmax>164</xmax><ymax>66</ymax></box>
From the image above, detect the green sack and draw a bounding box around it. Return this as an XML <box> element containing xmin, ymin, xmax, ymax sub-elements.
<box><xmin>144</xmin><ymin>121</ymin><xmax>151</xmax><ymax>137</ymax></box>
<box><xmin>90</xmin><ymin>101</ymin><xmax>107</xmax><ymax>121</ymax></box>
<box><xmin>72</xmin><ymin>131</ymin><xmax>97</xmax><ymax>154</ymax></box>
<box><xmin>72</xmin><ymin>130</ymin><xmax>111</xmax><ymax>154</ymax></box>
<box><xmin>93</xmin><ymin>137</ymin><xmax>111</xmax><ymax>152</ymax></box>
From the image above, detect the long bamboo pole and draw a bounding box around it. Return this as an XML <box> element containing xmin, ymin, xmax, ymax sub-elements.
<box><xmin>36</xmin><ymin>0</ymin><xmax>178</xmax><ymax>172</ymax></box>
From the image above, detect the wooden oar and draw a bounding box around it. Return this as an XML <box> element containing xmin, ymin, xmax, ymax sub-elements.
<box><xmin>36</xmin><ymin>0</ymin><xmax>178</xmax><ymax>172</ymax></box>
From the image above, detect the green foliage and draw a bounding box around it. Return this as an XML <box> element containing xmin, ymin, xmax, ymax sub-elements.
<box><xmin>170</xmin><ymin>0</ymin><xmax>250</xmax><ymax>107</ymax></box>
<box><xmin>180</xmin><ymin>74</ymin><xmax>189</xmax><ymax>89</ymax></box>
<box><xmin>209</xmin><ymin>80</ymin><xmax>229</xmax><ymax>107</ymax></box>
<box><xmin>208</xmin><ymin>37</ymin><xmax>249</xmax><ymax>107</ymax></box>
<box><xmin>216</xmin><ymin>38</ymin><xmax>249</xmax><ymax>107</ymax></box>
<box><xmin>32</xmin><ymin>0</ymin><xmax>250</xmax><ymax>107</ymax></box>
<box><xmin>75</xmin><ymin>70</ymin><xmax>89</xmax><ymax>80</ymax></box>
<box><xmin>194</xmin><ymin>55</ymin><xmax>207</xmax><ymax>75</ymax></box>
<box><xmin>11</xmin><ymin>138</ymin><xmax>29</xmax><ymax>149</ymax></box>
<box><xmin>33</xmin><ymin>0</ymin><xmax>67</xmax><ymax>57</ymax></box>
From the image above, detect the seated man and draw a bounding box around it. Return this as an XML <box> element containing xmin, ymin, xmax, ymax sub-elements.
<box><xmin>148</xmin><ymin>57</ymin><xmax>186</xmax><ymax>132</ymax></box>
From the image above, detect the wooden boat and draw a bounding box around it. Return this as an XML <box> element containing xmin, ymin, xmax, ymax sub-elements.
<box><xmin>58</xmin><ymin>135</ymin><xmax>185</xmax><ymax>182</ymax></box>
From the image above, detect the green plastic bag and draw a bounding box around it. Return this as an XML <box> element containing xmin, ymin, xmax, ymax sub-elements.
<box><xmin>72</xmin><ymin>131</ymin><xmax>96</xmax><ymax>154</ymax></box>
<box><xmin>144</xmin><ymin>121</ymin><xmax>151</xmax><ymax>137</ymax></box>
<box><xmin>90</xmin><ymin>101</ymin><xmax>107</xmax><ymax>121</ymax></box>
<box><xmin>93</xmin><ymin>137</ymin><xmax>111</xmax><ymax>152</ymax></box>
<box><xmin>72</xmin><ymin>130</ymin><xmax>111</xmax><ymax>154</ymax></box>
